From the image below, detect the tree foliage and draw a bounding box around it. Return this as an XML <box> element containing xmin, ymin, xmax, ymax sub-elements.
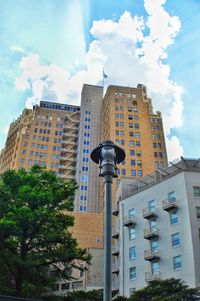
<box><xmin>129</xmin><ymin>278</ymin><xmax>198</xmax><ymax>301</ymax></box>
<box><xmin>42</xmin><ymin>279</ymin><xmax>198</xmax><ymax>301</ymax></box>
<box><xmin>0</xmin><ymin>167</ymin><xmax>90</xmax><ymax>298</ymax></box>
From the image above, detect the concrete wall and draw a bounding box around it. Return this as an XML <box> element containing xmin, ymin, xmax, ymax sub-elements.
<box><xmin>115</xmin><ymin>169</ymin><xmax>200</xmax><ymax>297</ymax></box>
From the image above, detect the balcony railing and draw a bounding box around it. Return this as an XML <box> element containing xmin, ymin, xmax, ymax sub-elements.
<box><xmin>142</xmin><ymin>207</ymin><xmax>157</xmax><ymax>219</ymax></box>
<box><xmin>144</xmin><ymin>250</ymin><xmax>160</xmax><ymax>261</ymax></box>
<box><xmin>123</xmin><ymin>215</ymin><xmax>136</xmax><ymax>227</ymax></box>
<box><xmin>112</xmin><ymin>206</ymin><xmax>119</xmax><ymax>216</ymax></box>
<box><xmin>112</xmin><ymin>231</ymin><xmax>119</xmax><ymax>239</ymax></box>
<box><xmin>162</xmin><ymin>199</ymin><xmax>178</xmax><ymax>211</ymax></box>
<box><xmin>112</xmin><ymin>247</ymin><xmax>120</xmax><ymax>256</ymax></box>
<box><xmin>112</xmin><ymin>263</ymin><xmax>120</xmax><ymax>274</ymax></box>
<box><xmin>145</xmin><ymin>271</ymin><xmax>161</xmax><ymax>282</ymax></box>
<box><xmin>144</xmin><ymin>228</ymin><xmax>159</xmax><ymax>240</ymax></box>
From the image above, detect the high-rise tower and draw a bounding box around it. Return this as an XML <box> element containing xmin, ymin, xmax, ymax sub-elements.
<box><xmin>102</xmin><ymin>84</ymin><xmax>168</xmax><ymax>179</ymax></box>
<box><xmin>75</xmin><ymin>84</ymin><xmax>103</xmax><ymax>213</ymax></box>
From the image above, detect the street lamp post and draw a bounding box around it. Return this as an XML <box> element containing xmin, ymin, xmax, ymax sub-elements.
<box><xmin>91</xmin><ymin>141</ymin><xmax>125</xmax><ymax>301</ymax></box>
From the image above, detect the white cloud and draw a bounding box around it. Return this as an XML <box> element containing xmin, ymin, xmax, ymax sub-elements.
<box><xmin>166</xmin><ymin>136</ymin><xmax>184</xmax><ymax>162</ymax></box>
<box><xmin>10</xmin><ymin>46</ymin><xmax>25</xmax><ymax>53</ymax></box>
<box><xmin>15</xmin><ymin>0</ymin><xmax>183</xmax><ymax>161</ymax></box>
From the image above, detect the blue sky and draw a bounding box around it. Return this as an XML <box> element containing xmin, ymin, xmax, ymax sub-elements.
<box><xmin>0</xmin><ymin>0</ymin><xmax>199</xmax><ymax>161</ymax></box>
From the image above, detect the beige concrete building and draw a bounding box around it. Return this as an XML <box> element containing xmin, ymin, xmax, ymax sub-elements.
<box><xmin>0</xmin><ymin>101</ymin><xmax>80</xmax><ymax>180</ymax></box>
<box><xmin>75</xmin><ymin>84</ymin><xmax>103</xmax><ymax>213</ymax></box>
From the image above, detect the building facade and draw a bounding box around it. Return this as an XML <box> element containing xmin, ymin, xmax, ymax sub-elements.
<box><xmin>0</xmin><ymin>101</ymin><xmax>80</xmax><ymax>181</ymax></box>
<box><xmin>51</xmin><ymin>212</ymin><xmax>104</xmax><ymax>293</ymax></box>
<box><xmin>75</xmin><ymin>84</ymin><xmax>103</xmax><ymax>213</ymax></box>
<box><xmin>102</xmin><ymin>84</ymin><xmax>167</xmax><ymax>179</ymax></box>
<box><xmin>113</xmin><ymin>158</ymin><xmax>200</xmax><ymax>297</ymax></box>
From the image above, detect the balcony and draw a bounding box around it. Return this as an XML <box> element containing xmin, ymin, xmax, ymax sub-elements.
<box><xmin>123</xmin><ymin>215</ymin><xmax>136</xmax><ymax>227</ymax></box>
<box><xmin>143</xmin><ymin>207</ymin><xmax>157</xmax><ymax>219</ymax></box>
<box><xmin>112</xmin><ymin>263</ymin><xmax>119</xmax><ymax>274</ymax></box>
<box><xmin>144</xmin><ymin>228</ymin><xmax>159</xmax><ymax>240</ymax></box>
<box><xmin>112</xmin><ymin>247</ymin><xmax>120</xmax><ymax>256</ymax></box>
<box><xmin>112</xmin><ymin>231</ymin><xmax>119</xmax><ymax>239</ymax></box>
<box><xmin>162</xmin><ymin>199</ymin><xmax>178</xmax><ymax>211</ymax></box>
<box><xmin>144</xmin><ymin>250</ymin><xmax>160</xmax><ymax>261</ymax></box>
<box><xmin>145</xmin><ymin>271</ymin><xmax>161</xmax><ymax>282</ymax></box>
<box><xmin>112</xmin><ymin>206</ymin><xmax>119</xmax><ymax>216</ymax></box>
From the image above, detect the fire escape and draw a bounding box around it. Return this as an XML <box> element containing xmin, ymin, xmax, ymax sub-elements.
<box><xmin>59</xmin><ymin>112</ymin><xmax>80</xmax><ymax>181</ymax></box>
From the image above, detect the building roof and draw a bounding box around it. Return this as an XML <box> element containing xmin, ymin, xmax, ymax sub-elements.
<box><xmin>117</xmin><ymin>157</ymin><xmax>200</xmax><ymax>200</ymax></box>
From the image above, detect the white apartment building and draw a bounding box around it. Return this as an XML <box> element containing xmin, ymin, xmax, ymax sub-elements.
<box><xmin>112</xmin><ymin>158</ymin><xmax>200</xmax><ymax>297</ymax></box>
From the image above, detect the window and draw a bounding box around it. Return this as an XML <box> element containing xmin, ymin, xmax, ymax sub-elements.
<box><xmin>173</xmin><ymin>255</ymin><xmax>182</xmax><ymax>270</ymax></box>
<box><xmin>136</xmin><ymin>141</ymin><xmax>140</xmax><ymax>147</ymax></box>
<box><xmin>129</xmin><ymin>267</ymin><xmax>136</xmax><ymax>280</ymax></box>
<box><xmin>130</xmin><ymin>141</ymin><xmax>134</xmax><ymax>147</ymax></box>
<box><xmin>131</xmin><ymin>170</ymin><xmax>136</xmax><ymax>176</ymax></box>
<box><xmin>135</xmin><ymin>132</ymin><xmax>140</xmax><ymax>138</ymax></box>
<box><xmin>168</xmin><ymin>191</ymin><xmax>176</xmax><ymax>201</ymax></box>
<box><xmin>171</xmin><ymin>232</ymin><xmax>180</xmax><ymax>247</ymax></box>
<box><xmin>129</xmin><ymin>123</ymin><xmax>133</xmax><ymax>128</ymax></box>
<box><xmin>21</xmin><ymin>159</ymin><xmax>25</xmax><ymax>164</ymax></box>
<box><xmin>129</xmin><ymin>226</ymin><xmax>135</xmax><ymax>240</ymax></box>
<box><xmin>138</xmin><ymin>170</ymin><xmax>143</xmax><ymax>177</ymax></box>
<box><xmin>150</xmin><ymin>219</ymin><xmax>157</xmax><ymax>231</ymax></box>
<box><xmin>134</xmin><ymin>123</ymin><xmax>139</xmax><ymax>129</ymax></box>
<box><xmin>61</xmin><ymin>283</ymin><xmax>70</xmax><ymax>290</ymax></box>
<box><xmin>122</xmin><ymin>169</ymin><xmax>126</xmax><ymax>175</ymax></box>
<box><xmin>134</xmin><ymin>115</ymin><xmax>138</xmax><ymax>120</ymax></box>
<box><xmin>121</xmin><ymin>139</ymin><xmax>125</xmax><ymax>145</ymax></box>
<box><xmin>115</xmin><ymin>113</ymin><xmax>119</xmax><ymax>119</ymax></box>
<box><xmin>151</xmin><ymin>239</ymin><xmax>158</xmax><ymax>252</ymax></box>
<box><xmin>120</xmin><ymin>114</ymin><xmax>124</xmax><ymax>119</ymax></box>
<box><xmin>170</xmin><ymin>211</ymin><xmax>178</xmax><ymax>225</ymax></box>
<box><xmin>116</xmin><ymin>121</ymin><xmax>119</xmax><ymax>127</ymax></box>
<box><xmin>130</xmin><ymin>150</ymin><xmax>135</xmax><ymax>156</ymax></box>
<box><xmin>34</xmin><ymin>128</ymin><xmax>38</xmax><ymax>133</ymax></box>
<box><xmin>137</xmin><ymin>160</ymin><xmax>142</xmax><ymax>166</ymax></box>
<box><xmin>120</xmin><ymin>130</ymin><xmax>124</xmax><ymax>136</ymax></box>
<box><xmin>154</xmin><ymin>152</ymin><xmax>158</xmax><ymax>158</ymax></box>
<box><xmin>151</xmin><ymin>261</ymin><xmax>159</xmax><ymax>274</ymax></box>
<box><xmin>196</xmin><ymin>207</ymin><xmax>200</xmax><ymax>219</ymax></box>
<box><xmin>128</xmin><ymin>115</ymin><xmax>133</xmax><ymax>120</ymax></box>
<box><xmin>131</xmin><ymin>160</ymin><xmax>135</xmax><ymax>166</ymax></box>
<box><xmin>148</xmin><ymin>200</ymin><xmax>156</xmax><ymax>212</ymax></box>
<box><xmin>116</xmin><ymin>130</ymin><xmax>119</xmax><ymax>136</ymax></box>
<box><xmin>129</xmin><ymin>247</ymin><xmax>136</xmax><ymax>260</ymax></box>
<box><xmin>129</xmin><ymin>131</ymin><xmax>134</xmax><ymax>137</ymax></box>
<box><xmin>129</xmin><ymin>208</ymin><xmax>135</xmax><ymax>218</ymax></box>
<box><xmin>159</xmin><ymin>152</ymin><xmax>163</xmax><ymax>158</ymax></box>
<box><xmin>193</xmin><ymin>186</ymin><xmax>200</xmax><ymax>198</ymax></box>
<box><xmin>120</xmin><ymin>122</ymin><xmax>124</xmax><ymax>127</ymax></box>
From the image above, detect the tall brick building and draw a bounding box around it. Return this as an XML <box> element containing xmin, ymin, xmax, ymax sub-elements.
<box><xmin>0</xmin><ymin>83</ymin><xmax>168</xmax><ymax>212</ymax></box>
<box><xmin>0</xmin><ymin>101</ymin><xmax>80</xmax><ymax>180</ymax></box>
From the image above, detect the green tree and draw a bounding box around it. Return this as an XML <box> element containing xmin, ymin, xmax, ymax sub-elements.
<box><xmin>0</xmin><ymin>167</ymin><xmax>90</xmax><ymax>298</ymax></box>
<box><xmin>129</xmin><ymin>278</ymin><xmax>198</xmax><ymax>301</ymax></box>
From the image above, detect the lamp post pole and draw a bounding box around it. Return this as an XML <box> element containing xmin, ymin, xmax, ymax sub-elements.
<box><xmin>91</xmin><ymin>141</ymin><xmax>125</xmax><ymax>301</ymax></box>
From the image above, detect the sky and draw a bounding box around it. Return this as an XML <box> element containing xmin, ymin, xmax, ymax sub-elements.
<box><xmin>0</xmin><ymin>0</ymin><xmax>199</xmax><ymax>162</ymax></box>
